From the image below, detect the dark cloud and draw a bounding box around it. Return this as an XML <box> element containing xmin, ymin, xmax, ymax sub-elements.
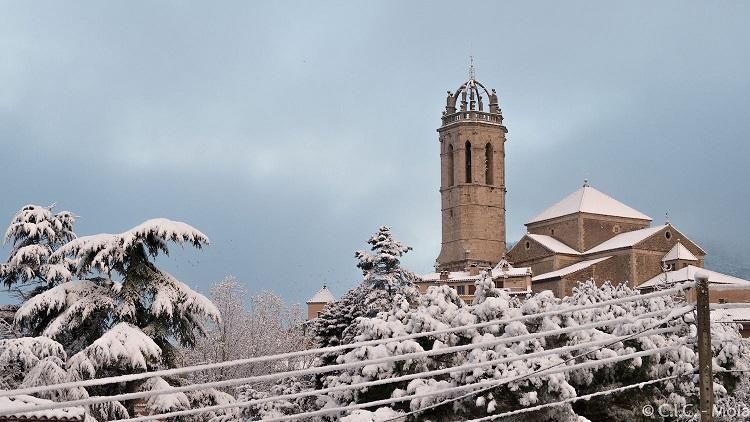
<box><xmin>1</xmin><ymin>1</ymin><xmax>748</xmax><ymax>304</ymax></box>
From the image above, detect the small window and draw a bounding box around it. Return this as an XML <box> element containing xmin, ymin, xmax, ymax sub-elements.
<box><xmin>525</xmin><ymin>241</ymin><xmax>531</xmax><ymax>250</ymax></box>
<box><xmin>550</xmin><ymin>229</ymin><xmax>555</xmax><ymax>236</ymax></box>
<box><xmin>465</xmin><ymin>141</ymin><xmax>472</xmax><ymax>183</ymax></box>
<box><xmin>665</xmin><ymin>231</ymin><xmax>672</xmax><ymax>240</ymax></box>
<box><xmin>613</xmin><ymin>225</ymin><xmax>621</xmax><ymax>233</ymax></box>
<box><xmin>468</xmin><ymin>285</ymin><xmax>476</xmax><ymax>295</ymax></box>
<box><xmin>317</xmin><ymin>312</ymin><xmax>322</xmax><ymax>318</ymax></box>
<box><xmin>719</xmin><ymin>299</ymin><xmax>727</xmax><ymax>304</ymax></box>
<box><xmin>456</xmin><ymin>285</ymin><xmax>465</xmax><ymax>295</ymax></box>
<box><xmin>484</xmin><ymin>143</ymin><xmax>494</xmax><ymax>185</ymax></box>
<box><xmin>446</xmin><ymin>144</ymin><xmax>454</xmax><ymax>186</ymax></box>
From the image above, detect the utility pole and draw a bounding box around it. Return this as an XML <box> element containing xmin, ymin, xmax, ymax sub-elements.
<box><xmin>696</xmin><ymin>273</ymin><xmax>714</xmax><ymax>422</ymax></box>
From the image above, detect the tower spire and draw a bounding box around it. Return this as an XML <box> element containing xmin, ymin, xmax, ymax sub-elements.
<box><xmin>469</xmin><ymin>56</ymin><xmax>476</xmax><ymax>80</ymax></box>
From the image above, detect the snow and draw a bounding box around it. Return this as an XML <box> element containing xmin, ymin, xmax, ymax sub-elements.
<box><xmin>67</xmin><ymin>322</ymin><xmax>162</xmax><ymax>380</ymax></box>
<box><xmin>420</xmin><ymin>266</ymin><xmax>532</xmax><ymax>282</ymax></box>
<box><xmin>52</xmin><ymin>218</ymin><xmax>209</xmax><ymax>274</ymax></box>
<box><xmin>525</xmin><ymin>234</ymin><xmax>581</xmax><ymax>255</ymax></box>
<box><xmin>662</xmin><ymin>241</ymin><xmax>698</xmax><ymax>262</ymax></box>
<box><xmin>140</xmin><ymin>377</ymin><xmax>190</xmax><ymax>413</ymax></box>
<box><xmin>0</xmin><ymin>393</ymin><xmax>86</xmax><ymax>420</ymax></box>
<box><xmin>532</xmin><ymin>257</ymin><xmax>612</xmax><ymax>281</ymax></box>
<box><xmin>0</xmin><ymin>336</ymin><xmax>67</xmax><ymax>372</ymax></box>
<box><xmin>584</xmin><ymin>225</ymin><xmax>665</xmax><ymax>254</ymax></box>
<box><xmin>15</xmin><ymin>279</ymin><xmax>117</xmax><ymax>339</ymax></box>
<box><xmin>712</xmin><ymin>307</ymin><xmax>750</xmax><ymax>323</ymax></box>
<box><xmin>149</xmin><ymin>271</ymin><xmax>220</xmax><ymax>324</ymax></box>
<box><xmin>307</xmin><ymin>285</ymin><xmax>336</xmax><ymax>304</ymax></box>
<box><xmin>527</xmin><ymin>185</ymin><xmax>652</xmax><ymax>224</ymax></box>
<box><xmin>341</xmin><ymin>408</ymin><xmax>404</xmax><ymax>422</ymax></box>
<box><xmin>639</xmin><ymin>265</ymin><xmax>750</xmax><ymax>289</ymax></box>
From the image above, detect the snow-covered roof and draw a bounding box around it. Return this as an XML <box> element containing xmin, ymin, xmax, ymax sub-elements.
<box><xmin>639</xmin><ymin>265</ymin><xmax>750</xmax><ymax>289</ymax></box>
<box><xmin>527</xmin><ymin>185</ymin><xmax>652</xmax><ymax>224</ymax></box>
<box><xmin>0</xmin><ymin>394</ymin><xmax>85</xmax><ymax>421</ymax></box>
<box><xmin>662</xmin><ymin>241</ymin><xmax>698</xmax><ymax>262</ymax></box>
<box><xmin>420</xmin><ymin>265</ymin><xmax>532</xmax><ymax>283</ymax></box>
<box><xmin>526</xmin><ymin>234</ymin><xmax>581</xmax><ymax>255</ymax></box>
<box><xmin>584</xmin><ymin>226</ymin><xmax>665</xmax><ymax>254</ymax></box>
<box><xmin>307</xmin><ymin>285</ymin><xmax>336</xmax><ymax>304</ymax></box>
<box><xmin>713</xmin><ymin>307</ymin><xmax>750</xmax><ymax>323</ymax></box>
<box><xmin>532</xmin><ymin>257</ymin><xmax>612</xmax><ymax>282</ymax></box>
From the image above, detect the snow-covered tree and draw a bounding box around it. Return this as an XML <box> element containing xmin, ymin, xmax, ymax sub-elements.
<box><xmin>1</xmin><ymin>204</ymin><xmax>76</xmax><ymax>299</ymax></box>
<box><xmin>9</xmin><ymin>217</ymin><xmax>225</xmax><ymax>420</ymax></box>
<box><xmin>314</xmin><ymin>226</ymin><xmax>419</xmax><ymax>350</ymax></box>
<box><xmin>247</xmin><ymin>278</ymin><xmax>749</xmax><ymax>421</ymax></box>
<box><xmin>322</xmin><ymin>280</ymin><xmax>749</xmax><ymax>421</ymax></box>
<box><xmin>184</xmin><ymin>277</ymin><xmax>310</xmax><ymax>388</ymax></box>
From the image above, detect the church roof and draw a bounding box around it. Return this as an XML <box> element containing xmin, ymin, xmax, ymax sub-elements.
<box><xmin>307</xmin><ymin>285</ymin><xmax>336</xmax><ymax>304</ymax></box>
<box><xmin>532</xmin><ymin>256</ymin><xmax>612</xmax><ymax>282</ymax></box>
<box><xmin>662</xmin><ymin>241</ymin><xmax>698</xmax><ymax>262</ymax></box>
<box><xmin>526</xmin><ymin>234</ymin><xmax>581</xmax><ymax>255</ymax></box>
<box><xmin>585</xmin><ymin>225</ymin><xmax>666</xmax><ymax>254</ymax></box>
<box><xmin>639</xmin><ymin>265</ymin><xmax>750</xmax><ymax>289</ymax></box>
<box><xmin>420</xmin><ymin>266</ymin><xmax>532</xmax><ymax>282</ymax></box>
<box><xmin>527</xmin><ymin>185</ymin><xmax>652</xmax><ymax>224</ymax></box>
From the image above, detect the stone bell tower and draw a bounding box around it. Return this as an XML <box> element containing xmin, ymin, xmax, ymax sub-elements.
<box><xmin>436</xmin><ymin>70</ymin><xmax>507</xmax><ymax>272</ymax></box>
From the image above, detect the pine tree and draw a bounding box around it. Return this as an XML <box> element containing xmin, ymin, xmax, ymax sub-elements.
<box><xmin>315</xmin><ymin>226</ymin><xmax>419</xmax><ymax>349</ymax></box>
<box><xmin>9</xmin><ymin>216</ymin><xmax>227</xmax><ymax>420</ymax></box>
<box><xmin>0</xmin><ymin>204</ymin><xmax>76</xmax><ymax>299</ymax></box>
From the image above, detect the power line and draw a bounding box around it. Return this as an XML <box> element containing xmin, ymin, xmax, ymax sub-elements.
<box><xmin>110</xmin><ymin>326</ymin><xmax>679</xmax><ymax>422</ymax></box>
<box><xmin>0</xmin><ymin>286</ymin><xmax>685</xmax><ymax>400</ymax></box>
<box><xmin>0</xmin><ymin>308</ymin><xmax>678</xmax><ymax>417</ymax></box>
<box><xmin>381</xmin><ymin>304</ymin><xmax>693</xmax><ymax>421</ymax></box>
<box><xmin>115</xmin><ymin>346</ymin><xmax>681</xmax><ymax>422</ymax></box>
<box><xmin>464</xmin><ymin>374</ymin><xmax>683</xmax><ymax>421</ymax></box>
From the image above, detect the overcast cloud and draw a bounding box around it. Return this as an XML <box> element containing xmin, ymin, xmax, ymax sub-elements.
<box><xmin>1</xmin><ymin>1</ymin><xmax>748</xmax><ymax>304</ymax></box>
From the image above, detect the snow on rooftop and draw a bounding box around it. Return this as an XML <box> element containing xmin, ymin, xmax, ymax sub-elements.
<box><xmin>0</xmin><ymin>394</ymin><xmax>85</xmax><ymax>421</ymax></box>
<box><xmin>527</xmin><ymin>185</ymin><xmax>652</xmax><ymax>224</ymax></box>
<box><xmin>307</xmin><ymin>285</ymin><xmax>336</xmax><ymax>304</ymax></box>
<box><xmin>639</xmin><ymin>265</ymin><xmax>750</xmax><ymax>289</ymax></box>
<box><xmin>526</xmin><ymin>234</ymin><xmax>581</xmax><ymax>255</ymax></box>
<box><xmin>420</xmin><ymin>265</ymin><xmax>531</xmax><ymax>282</ymax></box>
<box><xmin>532</xmin><ymin>256</ymin><xmax>612</xmax><ymax>282</ymax></box>
<box><xmin>662</xmin><ymin>241</ymin><xmax>698</xmax><ymax>262</ymax></box>
<box><xmin>584</xmin><ymin>225</ymin><xmax>665</xmax><ymax>254</ymax></box>
<box><xmin>713</xmin><ymin>307</ymin><xmax>750</xmax><ymax>323</ymax></box>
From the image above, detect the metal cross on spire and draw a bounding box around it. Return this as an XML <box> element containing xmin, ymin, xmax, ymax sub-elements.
<box><xmin>469</xmin><ymin>56</ymin><xmax>476</xmax><ymax>80</ymax></box>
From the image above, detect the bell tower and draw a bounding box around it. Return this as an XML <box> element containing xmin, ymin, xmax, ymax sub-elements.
<box><xmin>436</xmin><ymin>71</ymin><xmax>507</xmax><ymax>271</ymax></box>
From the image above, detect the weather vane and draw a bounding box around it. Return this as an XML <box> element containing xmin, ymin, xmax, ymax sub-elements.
<box><xmin>469</xmin><ymin>56</ymin><xmax>476</xmax><ymax>80</ymax></box>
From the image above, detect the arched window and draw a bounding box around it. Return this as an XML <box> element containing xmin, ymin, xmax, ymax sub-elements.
<box><xmin>465</xmin><ymin>141</ymin><xmax>472</xmax><ymax>183</ymax></box>
<box><xmin>447</xmin><ymin>144</ymin><xmax>454</xmax><ymax>186</ymax></box>
<box><xmin>484</xmin><ymin>142</ymin><xmax>494</xmax><ymax>185</ymax></box>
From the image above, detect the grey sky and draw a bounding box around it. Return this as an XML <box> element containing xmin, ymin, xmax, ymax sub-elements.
<box><xmin>1</xmin><ymin>1</ymin><xmax>748</xmax><ymax>305</ymax></box>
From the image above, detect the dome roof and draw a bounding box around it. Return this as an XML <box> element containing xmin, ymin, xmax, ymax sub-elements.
<box><xmin>444</xmin><ymin>77</ymin><xmax>499</xmax><ymax>114</ymax></box>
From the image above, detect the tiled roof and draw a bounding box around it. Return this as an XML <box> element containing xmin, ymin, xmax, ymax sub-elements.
<box><xmin>421</xmin><ymin>266</ymin><xmax>532</xmax><ymax>282</ymax></box>
<box><xmin>527</xmin><ymin>185</ymin><xmax>651</xmax><ymax>224</ymax></box>
<box><xmin>639</xmin><ymin>265</ymin><xmax>750</xmax><ymax>289</ymax></box>
<box><xmin>585</xmin><ymin>226</ymin><xmax>665</xmax><ymax>254</ymax></box>
<box><xmin>306</xmin><ymin>285</ymin><xmax>336</xmax><ymax>304</ymax></box>
<box><xmin>526</xmin><ymin>234</ymin><xmax>580</xmax><ymax>255</ymax></box>
<box><xmin>532</xmin><ymin>256</ymin><xmax>612</xmax><ymax>282</ymax></box>
<box><xmin>0</xmin><ymin>394</ymin><xmax>85</xmax><ymax>421</ymax></box>
<box><xmin>662</xmin><ymin>241</ymin><xmax>698</xmax><ymax>262</ymax></box>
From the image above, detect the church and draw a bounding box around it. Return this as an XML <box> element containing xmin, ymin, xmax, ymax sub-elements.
<box><xmin>309</xmin><ymin>71</ymin><xmax>750</xmax><ymax>323</ymax></box>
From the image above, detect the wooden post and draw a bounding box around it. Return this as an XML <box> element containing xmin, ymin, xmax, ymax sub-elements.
<box><xmin>696</xmin><ymin>273</ymin><xmax>714</xmax><ymax>422</ymax></box>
